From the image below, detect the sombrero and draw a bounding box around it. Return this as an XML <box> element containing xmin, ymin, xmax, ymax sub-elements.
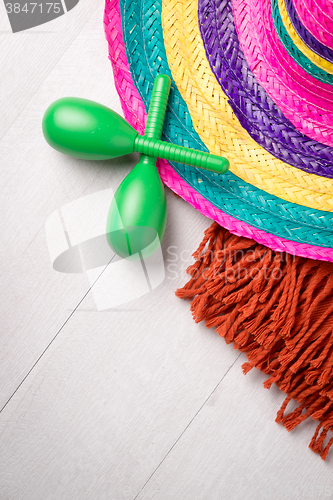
<box><xmin>104</xmin><ymin>0</ymin><xmax>333</xmax><ymax>458</ymax></box>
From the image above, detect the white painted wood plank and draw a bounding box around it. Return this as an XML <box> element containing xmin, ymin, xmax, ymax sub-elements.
<box><xmin>135</xmin><ymin>359</ymin><xmax>333</xmax><ymax>500</ymax></box>
<box><xmin>0</xmin><ymin>0</ymin><xmax>102</xmax><ymax>139</ymax></box>
<box><xmin>0</xmin><ymin>195</ymin><xmax>240</xmax><ymax>500</ymax></box>
<box><xmin>0</xmin><ymin>2</ymin><xmax>130</xmax><ymax>409</ymax></box>
<box><xmin>0</xmin><ymin>7</ymin><xmax>242</xmax><ymax>499</ymax></box>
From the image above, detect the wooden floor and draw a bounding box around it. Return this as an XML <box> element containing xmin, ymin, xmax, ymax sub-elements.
<box><xmin>1</xmin><ymin>1</ymin><xmax>332</xmax><ymax>498</ymax></box>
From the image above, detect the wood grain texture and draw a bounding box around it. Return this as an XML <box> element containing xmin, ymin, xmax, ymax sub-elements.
<box><xmin>1</xmin><ymin>2</ymin><xmax>331</xmax><ymax>499</ymax></box>
<box><xmin>135</xmin><ymin>360</ymin><xmax>333</xmax><ymax>500</ymax></box>
<box><xmin>0</xmin><ymin>0</ymin><xmax>102</xmax><ymax>139</ymax></box>
<box><xmin>0</xmin><ymin>2</ymin><xmax>126</xmax><ymax>409</ymax></box>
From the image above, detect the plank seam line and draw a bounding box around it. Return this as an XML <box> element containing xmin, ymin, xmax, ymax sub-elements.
<box><xmin>133</xmin><ymin>353</ymin><xmax>242</xmax><ymax>500</ymax></box>
<box><xmin>0</xmin><ymin>253</ymin><xmax>116</xmax><ymax>414</ymax></box>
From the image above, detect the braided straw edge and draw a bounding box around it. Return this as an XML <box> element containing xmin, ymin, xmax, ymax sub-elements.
<box><xmin>103</xmin><ymin>0</ymin><xmax>333</xmax><ymax>262</ymax></box>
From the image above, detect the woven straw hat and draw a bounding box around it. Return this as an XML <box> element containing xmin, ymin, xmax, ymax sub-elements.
<box><xmin>104</xmin><ymin>0</ymin><xmax>333</xmax><ymax>263</ymax></box>
<box><xmin>104</xmin><ymin>0</ymin><xmax>333</xmax><ymax>458</ymax></box>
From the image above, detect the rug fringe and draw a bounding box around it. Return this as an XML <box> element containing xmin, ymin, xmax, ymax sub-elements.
<box><xmin>176</xmin><ymin>222</ymin><xmax>333</xmax><ymax>459</ymax></box>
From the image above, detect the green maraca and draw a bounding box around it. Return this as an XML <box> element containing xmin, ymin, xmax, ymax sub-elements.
<box><xmin>42</xmin><ymin>76</ymin><xmax>230</xmax><ymax>258</ymax></box>
<box><xmin>42</xmin><ymin>95</ymin><xmax>229</xmax><ymax>174</ymax></box>
<box><xmin>106</xmin><ymin>74</ymin><xmax>170</xmax><ymax>259</ymax></box>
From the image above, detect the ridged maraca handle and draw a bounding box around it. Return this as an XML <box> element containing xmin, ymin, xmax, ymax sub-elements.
<box><xmin>134</xmin><ymin>136</ymin><xmax>229</xmax><ymax>174</ymax></box>
<box><xmin>106</xmin><ymin>75</ymin><xmax>171</xmax><ymax>258</ymax></box>
<box><xmin>145</xmin><ymin>75</ymin><xmax>171</xmax><ymax>140</ymax></box>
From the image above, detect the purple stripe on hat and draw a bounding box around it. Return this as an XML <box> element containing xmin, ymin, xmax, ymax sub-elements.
<box><xmin>198</xmin><ymin>0</ymin><xmax>333</xmax><ymax>177</ymax></box>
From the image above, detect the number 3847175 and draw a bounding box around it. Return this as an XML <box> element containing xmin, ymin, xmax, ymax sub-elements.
<box><xmin>5</xmin><ymin>3</ymin><xmax>61</xmax><ymax>14</ymax></box>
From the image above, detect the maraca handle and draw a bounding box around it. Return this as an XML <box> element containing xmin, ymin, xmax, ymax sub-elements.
<box><xmin>134</xmin><ymin>136</ymin><xmax>229</xmax><ymax>174</ymax></box>
<box><xmin>106</xmin><ymin>75</ymin><xmax>171</xmax><ymax>258</ymax></box>
<box><xmin>142</xmin><ymin>75</ymin><xmax>171</xmax><ymax>167</ymax></box>
<box><xmin>145</xmin><ymin>75</ymin><xmax>171</xmax><ymax>140</ymax></box>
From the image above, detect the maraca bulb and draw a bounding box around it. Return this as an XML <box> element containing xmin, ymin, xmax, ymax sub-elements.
<box><xmin>42</xmin><ymin>97</ymin><xmax>138</xmax><ymax>160</ymax></box>
<box><xmin>106</xmin><ymin>157</ymin><xmax>167</xmax><ymax>259</ymax></box>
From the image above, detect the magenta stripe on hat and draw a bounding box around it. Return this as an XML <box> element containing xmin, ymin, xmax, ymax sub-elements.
<box><xmin>103</xmin><ymin>0</ymin><xmax>333</xmax><ymax>261</ymax></box>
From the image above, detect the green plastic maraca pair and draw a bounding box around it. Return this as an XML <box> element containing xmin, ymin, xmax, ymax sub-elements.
<box><xmin>42</xmin><ymin>75</ymin><xmax>229</xmax><ymax>259</ymax></box>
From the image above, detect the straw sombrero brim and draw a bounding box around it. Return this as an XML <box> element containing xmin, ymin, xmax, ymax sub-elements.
<box><xmin>104</xmin><ymin>0</ymin><xmax>333</xmax><ymax>261</ymax></box>
<box><xmin>162</xmin><ymin>0</ymin><xmax>333</xmax><ymax>211</ymax></box>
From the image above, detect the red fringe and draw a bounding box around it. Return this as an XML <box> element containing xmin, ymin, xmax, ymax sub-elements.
<box><xmin>176</xmin><ymin>222</ymin><xmax>333</xmax><ymax>460</ymax></box>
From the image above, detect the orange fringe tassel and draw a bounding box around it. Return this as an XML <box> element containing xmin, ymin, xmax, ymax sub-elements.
<box><xmin>176</xmin><ymin>222</ymin><xmax>333</xmax><ymax>460</ymax></box>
